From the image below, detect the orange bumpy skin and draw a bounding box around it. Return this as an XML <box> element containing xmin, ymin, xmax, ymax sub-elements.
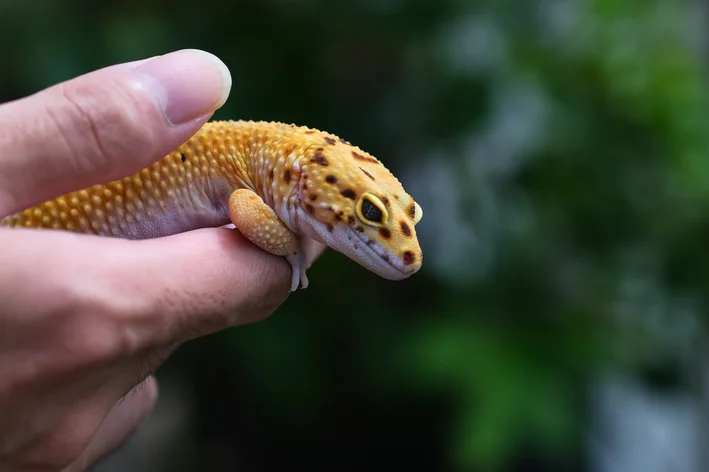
<box><xmin>0</xmin><ymin>120</ymin><xmax>423</xmax><ymax>291</ymax></box>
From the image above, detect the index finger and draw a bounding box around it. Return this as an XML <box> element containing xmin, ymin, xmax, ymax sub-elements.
<box><xmin>0</xmin><ymin>49</ymin><xmax>232</xmax><ymax>216</ymax></box>
<box><xmin>0</xmin><ymin>226</ymin><xmax>294</xmax><ymax>350</ymax></box>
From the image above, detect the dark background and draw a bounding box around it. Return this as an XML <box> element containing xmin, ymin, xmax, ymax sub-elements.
<box><xmin>2</xmin><ymin>1</ymin><xmax>709</xmax><ymax>471</ymax></box>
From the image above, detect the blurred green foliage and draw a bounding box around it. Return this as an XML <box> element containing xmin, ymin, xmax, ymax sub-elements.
<box><xmin>2</xmin><ymin>0</ymin><xmax>709</xmax><ymax>470</ymax></box>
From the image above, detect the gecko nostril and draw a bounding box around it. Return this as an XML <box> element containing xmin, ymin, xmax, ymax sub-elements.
<box><xmin>403</xmin><ymin>250</ymin><xmax>416</xmax><ymax>265</ymax></box>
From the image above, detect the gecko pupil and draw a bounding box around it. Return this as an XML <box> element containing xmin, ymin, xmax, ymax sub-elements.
<box><xmin>361</xmin><ymin>199</ymin><xmax>382</xmax><ymax>222</ymax></box>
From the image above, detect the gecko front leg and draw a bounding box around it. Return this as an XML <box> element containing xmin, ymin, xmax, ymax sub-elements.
<box><xmin>228</xmin><ymin>188</ymin><xmax>308</xmax><ymax>291</ymax></box>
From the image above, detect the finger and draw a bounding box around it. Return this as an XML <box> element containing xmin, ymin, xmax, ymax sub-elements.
<box><xmin>108</xmin><ymin>228</ymin><xmax>298</xmax><ymax>343</ymax></box>
<box><xmin>0</xmin><ymin>49</ymin><xmax>232</xmax><ymax>216</ymax></box>
<box><xmin>0</xmin><ymin>226</ymin><xmax>303</xmax><ymax>350</ymax></box>
<box><xmin>62</xmin><ymin>376</ymin><xmax>159</xmax><ymax>472</ymax></box>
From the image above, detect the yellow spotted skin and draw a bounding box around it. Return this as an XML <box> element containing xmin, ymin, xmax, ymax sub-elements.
<box><xmin>0</xmin><ymin>120</ymin><xmax>423</xmax><ymax>290</ymax></box>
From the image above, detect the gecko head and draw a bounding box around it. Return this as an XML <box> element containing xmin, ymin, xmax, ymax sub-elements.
<box><xmin>296</xmin><ymin>136</ymin><xmax>423</xmax><ymax>280</ymax></box>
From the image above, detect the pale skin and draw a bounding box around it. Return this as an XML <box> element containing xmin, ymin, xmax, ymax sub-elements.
<box><xmin>0</xmin><ymin>49</ymin><xmax>323</xmax><ymax>471</ymax></box>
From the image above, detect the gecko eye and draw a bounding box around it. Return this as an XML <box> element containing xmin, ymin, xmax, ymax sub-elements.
<box><xmin>362</xmin><ymin>200</ymin><xmax>382</xmax><ymax>221</ymax></box>
<box><xmin>356</xmin><ymin>193</ymin><xmax>388</xmax><ymax>226</ymax></box>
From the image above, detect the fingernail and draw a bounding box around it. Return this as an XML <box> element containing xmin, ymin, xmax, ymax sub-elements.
<box><xmin>134</xmin><ymin>49</ymin><xmax>232</xmax><ymax>126</ymax></box>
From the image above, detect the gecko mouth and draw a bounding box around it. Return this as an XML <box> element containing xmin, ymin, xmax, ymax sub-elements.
<box><xmin>293</xmin><ymin>191</ymin><xmax>413</xmax><ymax>280</ymax></box>
<box><xmin>348</xmin><ymin>225</ymin><xmax>411</xmax><ymax>279</ymax></box>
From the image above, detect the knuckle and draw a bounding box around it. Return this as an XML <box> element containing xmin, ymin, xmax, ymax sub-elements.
<box><xmin>62</xmin><ymin>314</ymin><xmax>128</xmax><ymax>366</ymax></box>
<box><xmin>57</xmin><ymin>284</ymin><xmax>140</xmax><ymax>366</ymax></box>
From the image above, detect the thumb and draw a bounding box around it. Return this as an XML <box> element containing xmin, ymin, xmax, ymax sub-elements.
<box><xmin>0</xmin><ymin>49</ymin><xmax>232</xmax><ymax>216</ymax></box>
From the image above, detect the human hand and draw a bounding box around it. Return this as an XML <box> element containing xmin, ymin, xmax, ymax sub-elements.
<box><xmin>0</xmin><ymin>49</ymin><xmax>322</xmax><ymax>471</ymax></box>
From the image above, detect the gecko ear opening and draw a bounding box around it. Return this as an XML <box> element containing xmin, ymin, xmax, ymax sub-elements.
<box><xmin>412</xmin><ymin>202</ymin><xmax>423</xmax><ymax>225</ymax></box>
<box><xmin>356</xmin><ymin>193</ymin><xmax>388</xmax><ymax>227</ymax></box>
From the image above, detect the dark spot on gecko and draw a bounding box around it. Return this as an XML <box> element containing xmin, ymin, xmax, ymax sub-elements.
<box><xmin>341</xmin><ymin>188</ymin><xmax>356</xmax><ymax>199</ymax></box>
<box><xmin>347</xmin><ymin>215</ymin><xmax>355</xmax><ymax>225</ymax></box>
<box><xmin>379</xmin><ymin>228</ymin><xmax>391</xmax><ymax>239</ymax></box>
<box><xmin>284</xmin><ymin>169</ymin><xmax>291</xmax><ymax>182</ymax></box>
<box><xmin>305</xmin><ymin>204</ymin><xmax>315</xmax><ymax>214</ymax></box>
<box><xmin>354</xmin><ymin>244</ymin><xmax>358</xmax><ymax>249</ymax></box>
<box><xmin>310</xmin><ymin>148</ymin><xmax>329</xmax><ymax>166</ymax></box>
<box><xmin>382</xmin><ymin>196</ymin><xmax>389</xmax><ymax>205</ymax></box>
<box><xmin>394</xmin><ymin>195</ymin><xmax>400</xmax><ymax>200</ymax></box>
<box><xmin>284</xmin><ymin>145</ymin><xmax>295</xmax><ymax>156</ymax></box>
<box><xmin>356</xmin><ymin>226</ymin><xmax>364</xmax><ymax>232</ymax></box>
<box><xmin>339</xmin><ymin>137</ymin><xmax>351</xmax><ymax>145</ymax></box>
<box><xmin>403</xmin><ymin>251</ymin><xmax>416</xmax><ymax>265</ymax></box>
<box><xmin>352</xmin><ymin>151</ymin><xmax>378</xmax><ymax>164</ymax></box>
<box><xmin>334</xmin><ymin>213</ymin><xmax>342</xmax><ymax>221</ymax></box>
<box><xmin>180</xmin><ymin>153</ymin><xmax>186</xmax><ymax>162</ymax></box>
<box><xmin>407</xmin><ymin>203</ymin><xmax>416</xmax><ymax>219</ymax></box>
<box><xmin>382</xmin><ymin>254</ymin><xmax>390</xmax><ymax>263</ymax></box>
<box><xmin>326</xmin><ymin>175</ymin><xmax>338</xmax><ymax>184</ymax></box>
<box><xmin>269</xmin><ymin>169</ymin><xmax>274</xmax><ymax>180</ymax></box>
<box><xmin>359</xmin><ymin>167</ymin><xmax>375</xmax><ymax>181</ymax></box>
<box><xmin>400</xmin><ymin>221</ymin><xmax>412</xmax><ymax>237</ymax></box>
<box><xmin>309</xmin><ymin>194</ymin><xmax>317</xmax><ymax>201</ymax></box>
<box><xmin>326</xmin><ymin>223</ymin><xmax>334</xmax><ymax>232</ymax></box>
<box><xmin>324</xmin><ymin>136</ymin><xmax>336</xmax><ymax>145</ymax></box>
<box><xmin>305</xmin><ymin>130</ymin><xmax>315</xmax><ymax>134</ymax></box>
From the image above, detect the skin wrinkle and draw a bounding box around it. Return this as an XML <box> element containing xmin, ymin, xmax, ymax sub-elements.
<box><xmin>129</xmin><ymin>347</ymin><xmax>173</xmax><ymax>389</ymax></box>
<box><xmin>53</xmin><ymin>76</ymin><xmax>162</xmax><ymax>184</ymax></box>
<box><xmin>116</xmin><ymin>375</ymin><xmax>157</xmax><ymax>407</ymax></box>
<box><xmin>57</xmin><ymin>82</ymin><xmax>111</xmax><ymax>172</ymax></box>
